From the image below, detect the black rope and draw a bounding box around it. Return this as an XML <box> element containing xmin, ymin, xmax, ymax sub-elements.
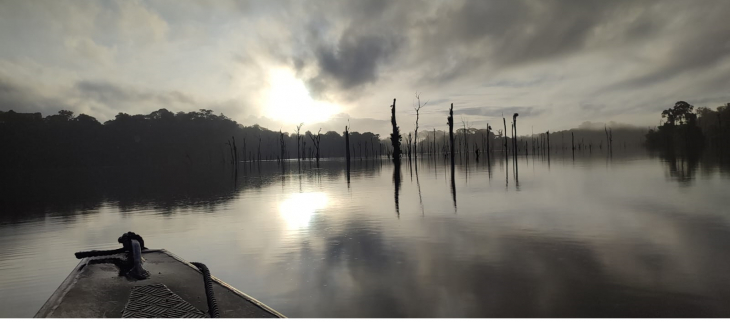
<box><xmin>74</xmin><ymin>247</ymin><xmax>126</xmax><ymax>259</ymax></box>
<box><xmin>74</xmin><ymin>232</ymin><xmax>219</xmax><ymax>317</ymax></box>
<box><xmin>74</xmin><ymin>232</ymin><xmax>149</xmax><ymax>280</ymax></box>
<box><xmin>74</xmin><ymin>232</ymin><xmax>146</xmax><ymax>259</ymax></box>
<box><xmin>191</xmin><ymin>262</ymin><xmax>220</xmax><ymax>318</ymax></box>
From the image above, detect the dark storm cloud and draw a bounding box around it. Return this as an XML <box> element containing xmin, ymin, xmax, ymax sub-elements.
<box><xmin>288</xmin><ymin>0</ymin><xmax>418</xmax><ymax>99</ymax></box>
<box><xmin>308</xmin><ymin>31</ymin><xmax>401</xmax><ymax>93</ymax></box>
<box><xmin>605</xmin><ymin>25</ymin><xmax>730</xmax><ymax>91</ymax></box>
<box><xmin>287</xmin><ymin>0</ymin><xmax>730</xmax><ymax>99</ymax></box>
<box><xmin>407</xmin><ymin>0</ymin><xmax>646</xmax><ymax>83</ymax></box>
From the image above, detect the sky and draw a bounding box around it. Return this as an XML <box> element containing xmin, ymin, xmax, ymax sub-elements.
<box><xmin>1</xmin><ymin>0</ymin><xmax>729</xmax><ymax>137</ymax></box>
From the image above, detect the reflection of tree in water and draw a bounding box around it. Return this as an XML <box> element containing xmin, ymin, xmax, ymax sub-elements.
<box><xmin>414</xmin><ymin>161</ymin><xmax>424</xmax><ymax>216</ymax></box>
<box><xmin>661</xmin><ymin>150</ymin><xmax>700</xmax><ymax>185</ymax></box>
<box><xmin>654</xmin><ymin>148</ymin><xmax>730</xmax><ymax>185</ymax></box>
<box><xmin>450</xmin><ymin>158</ymin><xmax>457</xmax><ymax>211</ymax></box>
<box><xmin>393</xmin><ymin>161</ymin><xmax>402</xmax><ymax>216</ymax></box>
<box><xmin>0</xmin><ymin>160</ymin><xmax>382</xmax><ymax>225</ymax></box>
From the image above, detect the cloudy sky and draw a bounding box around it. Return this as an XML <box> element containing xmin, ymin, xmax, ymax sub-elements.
<box><xmin>1</xmin><ymin>0</ymin><xmax>729</xmax><ymax>136</ymax></box>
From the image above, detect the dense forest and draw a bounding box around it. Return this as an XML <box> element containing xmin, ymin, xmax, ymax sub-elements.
<box><xmin>2</xmin><ymin>100</ymin><xmax>726</xmax><ymax>171</ymax></box>
<box><xmin>645</xmin><ymin>101</ymin><xmax>730</xmax><ymax>151</ymax></box>
<box><xmin>0</xmin><ymin>109</ymin><xmax>384</xmax><ymax>169</ymax></box>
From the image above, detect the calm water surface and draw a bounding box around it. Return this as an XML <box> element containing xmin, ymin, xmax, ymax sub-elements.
<box><xmin>1</xmin><ymin>150</ymin><xmax>729</xmax><ymax>317</ymax></box>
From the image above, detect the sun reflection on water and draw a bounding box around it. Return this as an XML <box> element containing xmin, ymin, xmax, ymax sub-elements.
<box><xmin>278</xmin><ymin>192</ymin><xmax>329</xmax><ymax>229</ymax></box>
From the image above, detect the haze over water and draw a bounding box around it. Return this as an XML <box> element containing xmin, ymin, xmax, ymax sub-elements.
<box><xmin>1</xmin><ymin>150</ymin><xmax>729</xmax><ymax>318</ymax></box>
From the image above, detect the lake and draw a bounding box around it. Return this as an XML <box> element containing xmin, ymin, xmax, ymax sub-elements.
<box><xmin>1</xmin><ymin>149</ymin><xmax>729</xmax><ymax>317</ymax></box>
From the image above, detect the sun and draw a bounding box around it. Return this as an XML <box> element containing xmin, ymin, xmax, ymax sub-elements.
<box><xmin>263</xmin><ymin>68</ymin><xmax>339</xmax><ymax>125</ymax></box>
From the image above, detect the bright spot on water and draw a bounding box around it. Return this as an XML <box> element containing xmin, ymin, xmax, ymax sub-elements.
<box><xmin>279</xmin><ymin>192</ymin><xmax>329</xmax><ymax>229</ymax></box>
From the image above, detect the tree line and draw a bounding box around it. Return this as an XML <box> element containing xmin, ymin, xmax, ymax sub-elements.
<box><xmin>0</xmin><ymin>109</ymin><xmax>383</xmax><ymax>169</ymax></box>
<box><xmin>645</xmin><ymin>101</ymin><xmax>730</xmax><ymax>151</ymax></box>
<box><xmin>3</xmin><ymin>98</ymin><xmax>707</xmax><ymax>170</ymax></box>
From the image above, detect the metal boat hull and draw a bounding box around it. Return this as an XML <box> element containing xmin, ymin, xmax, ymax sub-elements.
<box><xmin>35</xmin><ymin>249</ymin><xmax>285</xmax><ymax>318</ymax></box>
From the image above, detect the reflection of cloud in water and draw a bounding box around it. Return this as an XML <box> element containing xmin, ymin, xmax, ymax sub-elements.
<box><xmin>279</xmin><ymin>192</ymin><xmax>328</xmax><ymax>230</ymax></box>
<box><xmin>3</xmin><ymin>154</ymin><xmax>730</xmax><ymax>317</ymax></box>
<box><xmin>262</xmin><ymin>208</ymin><xmax>730</xmax><ymax>318</ymax></box>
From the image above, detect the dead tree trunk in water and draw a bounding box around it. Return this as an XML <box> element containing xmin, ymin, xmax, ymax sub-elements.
<box><xmin>257</xmin><ymin>136</ymin><xmax>261</xmax><ymax>163</ymax></box>
<box><xmin>608</xmin><ymin>128</ymin><xmax>613</xmax><ymax>154</ymax></box>
<box><xmin>502</xmin><ymin>117</ymin><xmax>508</xmax><ymax>154</ymax></box>
<box><xmin>232</xmin><ymin>136</ymin><xmax>238</xmax><ymax>166</ymax></box>
<box><xmin>279</xmin><ymin>130</ymin><xmax>286</xmax><ymax>162</ymax></box>
<box><xmin>365</xmin><ymin>136</ymin><xmax>375</xmax><ymax>158</ymax></box>
<box><xmin>296</xmin><ymin>123</ymin><xmax>303</xmax><ymax>162</ymax></box>
<box><xmin>302</xmin><ymin>141</ymin><xmax>306</xmax><ymax>160</ymax></box>
<box><xmin>433</xmin><ymin>128</ymin><xmax>436</xmax><ymax>159</ymax></box>
<box><xmin>389</xmin><ymin>98</ymin><xmax>402</xmax><ymax>162</ymax></box>
<box><xmin>546</xmin><ymin>131</ymin><xmax>550</xmax><ymax>156</ymax></box>
<box><xmin>406</xmin><ymin>133</ymin><xmax>413</xmax><ymax>161</ymax></box>
<box><xmin>308</xmin><ymin>128</ymin><xmax>322</xmax><ymax>167</ymax></box>
<box><xmin>242</xmin><ymin>137</ymin><xmax>247</xmax><ymax>162</ymax></box>
<box><xmin>461</xmin><ymin>119</ymin><xmax>468</xmax><ymax>158</ymax></box>
<box><xmin>414</xmin><ymin>93</ymin><xmax>427</xmax><ymax>161</ymax></box>
<box><xmin>571</xmin><ymin>132</ymin><xmax>575</xmax><ymax>159</ymax></box>
<box><xmin>512</xmin><ymin>113</ymin><xmax>519</xmax><ymax>157</ymax></box>
<box><xmin>345</xmin><ymin>126</ymin><xmax>351</xmax><ymax>165</ymax></box>
<box><xmin>448</xmin><ymin>103</ymin><xmax>455</xmax><ymax>166</ymax></box>
<box><xmin>486</xmin><ymin>124</ymin><xmax>491</xmax><ymax>162</ymax></box>
<box><xmin>226</xmin><ymin>140</ymin><xmax>232</xmax><ymax>165</ymax></box>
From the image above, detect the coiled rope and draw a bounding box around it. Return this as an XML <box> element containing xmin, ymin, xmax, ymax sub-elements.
<box><xmin>191</xmin><ymin>262</ymin><xmax>220</xmax><ymax>318</ymax></box>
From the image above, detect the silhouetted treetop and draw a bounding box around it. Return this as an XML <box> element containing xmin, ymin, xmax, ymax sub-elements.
<box><xmin>0</xmin><ymin>108</ymin><xmax>391</xmax><ymax>170</ymax></box>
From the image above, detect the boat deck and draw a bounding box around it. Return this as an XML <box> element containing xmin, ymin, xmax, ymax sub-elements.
<box><xmin>35</xmin><ymin>249</ymin><xmax>284</xmax><ymax>318</ymax></box>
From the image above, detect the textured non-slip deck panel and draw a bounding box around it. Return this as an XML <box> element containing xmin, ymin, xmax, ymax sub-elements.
<box><xmin>36</xmin><ymin>250</ymin><xmax>282</xmax><ymax>318</ymax></box>
<box><xmin>122</xmin><ymin>284</ymin><xmax>206</xmax><ymax>318</ymax></box>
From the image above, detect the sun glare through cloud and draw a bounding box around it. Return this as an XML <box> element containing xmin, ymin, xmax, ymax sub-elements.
<box><xmin>264</xmin><ymin>68</ymin><xmax>339</xmax><ymax>125</ymax></box>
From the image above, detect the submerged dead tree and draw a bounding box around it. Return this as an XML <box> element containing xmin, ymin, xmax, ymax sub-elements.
<box><xmin>461</xmin><ymin>119</ymin><xmax>469</xmax><ymax>158</ymax></box>
<box><xmin>242</xmin><ymin>136</ymin><xmax>246</xmax><ymax>162</ymax></box>
<box><xmin>502</xmin><ymin>116</ymin><xmax>508</xmax><ymax>154</ymax></box>
<box><xmin>279</xmin><ymin>130</ymin><xmax>286</xmax><ymax>161</ymax></box>
<box><xmin>546</xmin><ymin>130</ymin><xmax>550</xmax><ymax>155</ymax></box>
<box><xmin>512</xmin><ymin>113</ymin><xmax>519</xmax><ymax>156</ymax></box>
<box><xmin>302</xmin><ymin>140</ymin><xmax>307</xmax><ymax>160</ymax></box>
<box><xmin>295</xmin><ymin>123</ymin><xmax>303</xmax><ymax>162</ymax></box>
<box><xmin>308</xmin><ymin>128</ymin><xmax>322</xmax><ymax>167</ymax></box>
<box><xmin>406</xmin><ymin>133</ymin><xmax>413</xmax><ymax>161</ymax></box>
<box><xmin>414</xmin><ymin>92</ymin><xmax>427</xmax><ymax>160</ymax></box>
<box><xmin>389</xmin><ymin>98</ymin><xmax>402</xmax><ymax>162</ymax></box>
<box><xmin>345</xmin><ymin>125</ymin><xmax>351</xmax><ymax>165</ymax></box>
<box><xmin>448</xmin><ymin>103</ymin><xmax>457</xmax><ymax>211</ymax></box>
<box><xmin>225</xmin><ymin>136</ymin><xmax>238</xmax><ymax>166</ymax></box>
<box><xmin>448</xmin><ymin>104</ymin><xmax>455</xmax><ymax>165</ymax></box>
<box><xmin>486</xmin><ymin>124</ymin><xmax>492</xmax><ymax>162</ymax></box>
<box><xmin>232</xmin><ymin>137</ymin><xmax>238</xmax><ymax>166</ymax></box>
<box><xmin>605</xmin><ymin>126</ymin><xmax>613</xmax><ymax>154</ymax></box>
<box><xmin>571</xmin><ymin>132</ymin><xmax>575</xmax><ymax>159</ymax></box>
<box><xmin>432</xmin><ymin>128</ymin><xmax>437</xmax><ymax>159</ymax></box>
